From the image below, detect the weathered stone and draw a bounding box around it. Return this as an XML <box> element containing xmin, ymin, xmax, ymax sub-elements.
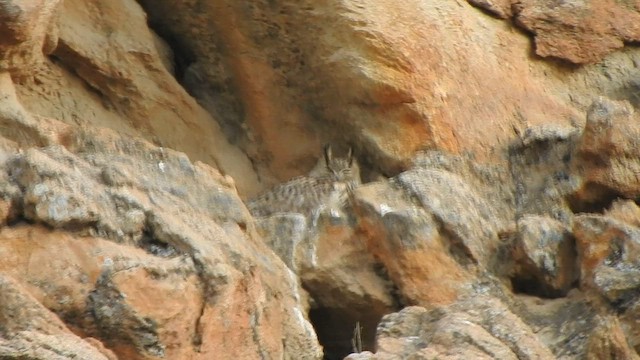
<box><xmin>395</xmin><ymin>167</ymin><xmax>502</xmax><ymax>267</ymax></box>
<box><xmin>571</xmin><ymin>98</ymin><xmax>640</xmax><ymax>211</ymax></box>
<box><xmin>354</xmin><ymin>181</ymin><xmax>472</xmax><ymax>306</ymax></box>
<box><xmin>254</xmin><ymin>213</ymin><xmax>309</xmax><ymax>270</ymax></box>
<box><xmin>578</xmin><ymin>204</ymin><xmax>640</xmax><ymax>352</ymax></box>
<box><xmin>88</xmin><ymin>258</ymin><xmax>201</xmax><ymax>359</ymax></box>
<box><xmin>513</xmin><ymin>0</ymin><xmax>640</xmax><ymax>64</ymax></box>
<box><xmin>573</xmin><ymin>214</ymin><xmax>640</xmax><ymax>308</ymax></box>
<box><xmin>586</xmin><ymin>316</ymin><xmax>640</xmax><ymax>360</ymax></box>
<box><xmin>130</xmin><ymin>0</ymin><xmax>581</xmax><ymax>185</ymax></box>
<box><xmin>410</xmin><ymin>151</ymin><xmax>516</xmax><ymax>227</ymax></box>
<box><xmin>619</xmin><ymin>299</ymin><xmax>640</xmax><ymax>353</ymax></box>
<box><xmin>0</xmin><ymin>155</ymin><xmax>20</xmax><ymax>224</ymax></box>
<box><xmin>6</xmin><ymin>126</ymin><xmax>251</xmax><ymax>241</ymax></box>
<box><xmin>0</xmin><ymin>0</ymin><xmax>61</xmax><ymax>72</ymax></box>
<box><xmin>21</xmin><ymin>0</ymin><xmax>259</xmax><ymax>195</ymax></box>
<box><xmin>511</xmin><ymin>215</ymin><xmax>577</xmax><ymax>297</ymax></box>
<box><xmin>514</xmin><ymin>291</ymin><xmax>637</xmax><ymax>359</ymax></box>
<box><xmin>370</xmin><ymin>297</ymin><xmax>555</xmax><ymax>359</ymax></box>
<box><xmin>469</xmin><ymin>0</ymin><xmax>640</xmax><ymax>64</ymax></box>
<box><xmin>6</xmin><ymin>0</ymin><xmax>640</xmax><ymax>359</ymax></box>
<box><xmin>0</xmin><ymin>73</ymin><xmax>58</xmax><ymax>150</ymax></box>
<box><xmin>353</xmin><ymin>288</ymin><xmax>633</xmax><ymax>359</ymax></box>
<box><xmin>306</xmin><ymin>211</ymin><xmax>396</xmax><ymax>359</ymax></box>
<box><xmin>508</xmin><ymin>123</ymin><xmax>579</xmax><ymax>221</ymax></box>
<box><xmin>344</xmin><ymin>351</ymin><xmax>375</xmax><ymax>360</ymax></box>
<box><xmin>605</xmin><ymin>200</ymin><xmax>640</xmax><ymax>229</ymax></box>
<box><xmin>0</xmin><ymin>124</ymin><xmax>322</xmax><ymax>360</ymax></box>
<box><xmin>253</xmin><ymin>197</ymin><xmax>395</xmax><ymax>358</ymax></box>
<box><xmin>0</xmin><ymin>274</ymin><xmax>111</xmax><ymax>360</ymax></box>
<box><xmin>468</xmin><ymin>0</ymin><xmax>513</xmax><ymax>18</ymax></box>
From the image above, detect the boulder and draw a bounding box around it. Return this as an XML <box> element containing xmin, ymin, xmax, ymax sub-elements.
<box><xmin>511</xmin><ymin>215</ymin><xmax>578</xmax><ymax>297</ymax></box>
<box><xmin>571</xmin><ymin>98</ymin><xmax>640</xmax><ymax>211</ymax></box>
<box><xmin>0</xmin><ymin>274</ymin><xmax>113</xmax><ymax>360</ymax></box>
<box><xmin>0</xmin><ymin>124</ymin><xmax>323</xmax><ymax>360</ymax></box>
<box><xmin>365</xmin><ymin>297</ymin><xmax>555</xmax><ymax>359</ymax></box>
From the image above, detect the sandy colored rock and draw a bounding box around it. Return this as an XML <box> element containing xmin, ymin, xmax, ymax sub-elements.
<box><xmin>0</xmin><ymin>73</ymin><xmax>58</xmax><ymax>149</ymax></box>
<box><xmin>344</xmin><ymin>351</ymin><xmax>375</xmax><ymax>360</ymax></box>
<box><xmin>508</xmin><ymin>123</ymin><xmax>579</xmax><ymax>221</ymax></box>
<box><xmin>354</xmin><ymin>180</ymin><xmax>471</xmax><ymax>306</ymax></box>
<box><xmin>620</xmin><ymin>299</ymin><xmax>640</xmax><ymax>353</ymax></box>
<box><xmin>0</xmin><ymin>0</ymin><xmax>60</xmax><ymax>72</ymax></box>
<box><xmin>132</xmin><ymin>0</ymin><xmax>583</xmax><ymax>184</ymax></box>
<box><xmin>7</xmin><ymin>0</ymin><xmax>639</xmax><ymax>197</ymax></box>
<box><xmin>0</xmin><ymin>274</ymin><xmax>110</xmax><ymax>360</ymax></box>
<box><xmin>13</xmin><ymin>0</ymin><xmax>259</xmax><ymax>196</ymax></box>
<box><xmin>353</xmin><ymin>289</ymin><xmax>634</xmax><ymax>359</ymax></box>
<box><xmin>514</xmin><ymin>0</ymin><xmax>640</xmax><ymax>64</ymax></box>
<box><xmin>571</xmin><ymin>98</ymin><xmax>640</xmax><ymax>210</ymax></box>
<box><xmin>468</xmin><ymin>0</ymin><xmax>513</xmax><ymax>18</ymax></box>
<box><xmin>254</xmin><ymin>213</ymin><xmax>309</xmax><ymax>270</ymax></box>
<box><xmin>6</xmin><ymin>0</ymin><xmax>640</xmax><ymax>359</ymax></box>
<box><xmin>586</xmin><ymin>316</ymin><xmax>640</xmax><ymax>360</ymax></box>
<box><xmin>370</xmin><ymin>298</ymin><xmax>555</xmax><ymax>359</ymax></box>
<box><xmin>468</xmin><ymin>0</ymin><xmax>640</xmax><ymax>64</ymax></box>
<box><xmin>304</xmin><ymin>211</ymin><xmax>396</xmax><ymax>359</ymax></box>
<box><xmin>0</xmin><ymin>120</ymin><xmax>322</xmax><ymax>359</ymax></box>
<box><xmin>395</xmin><ymin>167</ymin><xmax>503</xmax><ymax>266</ymax></box>
<box><xmin>88</xmin><ymin>257</ymin><xmax>202</xmax><ymax>359</ymax></box>
<box><xmin>511</xmin><ymin>215</ymin><xmax>577</xmax><ymax>297</ymax></box>
<box><xmin>573</xmin><ymin>214</ymin><xmax>640</xmax><ymax>306</ymax></box>
<box><xmin>605</xmin><ymin>200</ymin><xmax>640</xmax><ymax>229</ymax></box>
<box><xmin>575</xmin><ymin>209</ymin><xmax>640</xmax><ymax>352</ymax></box>
<box><xmin>513</xmin><ymin>292</ymin><xmax>602</xmax><ymax>358</ymax></box>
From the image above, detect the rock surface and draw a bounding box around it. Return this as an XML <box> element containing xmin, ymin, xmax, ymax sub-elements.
<box><xmin>468</xmin><ymin>0</ymin><xmax>640</xmax><ymax>64</ymax></box>
<box><xmin>362</xmin><ymin>298</ymin><xmax>555</xmax><ymax>359</ymax></box>
<box><xmin>511</xmin><ymin>215</ymin><xmax>577</xmax><ymax>297</ymax></box>
<box><xmin>0</xmin><ymin>0</ymin><xmax>60</xmax><ymax>72</ymax></box>
<box><xmin>513</xmin><ymin>0</ymin><xmax>640</xmax><ymax>64</ymax></box>
<box><xmin>571</xmin><ymin>98</ymin><xmax>640</xmax><ymax>209</ymax></box>
<box><xmin>0</xmin><ymin>274</ymin><xmax>113</xmax><ymax>360</ymax></box>
<box><xmin>0</xmin><ymin>125</ymin><xmax>323</xmax><ymax>360</ymax></box>
<box><xmin>4</xmin><ymin>0</ymin><xmax>640</xmax><ymax>359</ymax></box>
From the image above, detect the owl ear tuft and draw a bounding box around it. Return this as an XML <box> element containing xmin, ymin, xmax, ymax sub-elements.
<box><xmin>347</xmin><ymin>147</ymin><xmax>354</xmax><ymax>166</ymax></box>
<box><xmin>324</xmin><ymin>144</ymin><xmax>334</xmax><ymax>171</ymax></box>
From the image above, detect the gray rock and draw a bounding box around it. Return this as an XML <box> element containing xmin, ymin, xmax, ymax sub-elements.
<box><xmin>573</xmin><ymin>214</ymin><xmax>640</xmax><ymax>308</ymax></box>
<box><xmin>571</xmin><ymin>98</ymin><xmax>640</xmax><ymax>210</ymax></box>
<box><xmin>0</xmin><ymin>275</ymin><xmax>110</xmax><ymax>360</ymax></box>
<box><xmin>395</xmin><ymin>167</ymin><xmax>501</xmax><ymax>267</ymax></box>
<box><xmin>254</xmin><ymin>213</ymin><xmax>309</xmax><ymax>270</ymax></box>
<box><xmin>372</xmin><ymin>296</ymin><xmax>555</xmax><ymax>359</ymax></box>
<box><xmin>511</xmin><ymin>215</ymin><xmax>578</xmax><ymax>297</ymax></box>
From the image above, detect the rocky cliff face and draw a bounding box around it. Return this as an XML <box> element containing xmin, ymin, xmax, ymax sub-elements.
<box><xmin>3</xmin><ymin>0</ymin><xmax>640</xmax><ymax>359</ymax></box>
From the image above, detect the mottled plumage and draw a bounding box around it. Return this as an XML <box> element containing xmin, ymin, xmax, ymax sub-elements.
<box><xmin>248</xmin><ymin>146</ymin><xmax>361</xmax><ymax>217</ymax></box>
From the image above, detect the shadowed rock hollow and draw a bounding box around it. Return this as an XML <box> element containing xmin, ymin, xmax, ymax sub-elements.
<box><xmin>3</xmin><ymin>0</ymin><xmax>640</xmax><ymax>359</ymax></box>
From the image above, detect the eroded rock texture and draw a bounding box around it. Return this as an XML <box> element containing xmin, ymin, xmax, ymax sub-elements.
<box><xmin>4</xmin><ymin>0</ymin><xmax>640</xmax><ymax>359</ymax></box>
<box><xmin>0</xmin><ymin>124</ymin><xmax>323</xmax><ymax>359</ymax></box>
<box><xmin>470</xmin><ymin>0</ymin><xmax>640</xmax><ymax>64</ymax></box>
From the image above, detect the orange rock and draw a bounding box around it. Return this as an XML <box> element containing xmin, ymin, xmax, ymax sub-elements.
<box><xmin>370</xmin><ymin>298</ymin><xmax>555</xmax><ymax>359</ymax></box>
<box><xmin>0</xmin><ymin>0</ymin><xmax>60</xmax><ymax>72</ymax></box>
<box><xmin>514</xmin><ymin>0</ymin><xmax>640</xmax><ymax>64</ymax></box>
<box><xmin>0</xmin><ymin>122</ymin><xmax>323</xmax><ymax>359</ymax></box>
<box><xmin>354</xmin><ymin>181</ymin><xmax>470</xmax><ymax>306</ymax></box>
<box><xmin>511</xmin><ymin>215</ymin><xmax>577</xmax><ymax>297</ymax></box>
<box><xmin>0</xmin><ymin>272</ymin><xmax>111</xmax><ymax>359</ymax></box>
<box><xmin>571</xmin><ymin>98</ymin><xmax>640</xmax><ymax>208</ymax></box>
